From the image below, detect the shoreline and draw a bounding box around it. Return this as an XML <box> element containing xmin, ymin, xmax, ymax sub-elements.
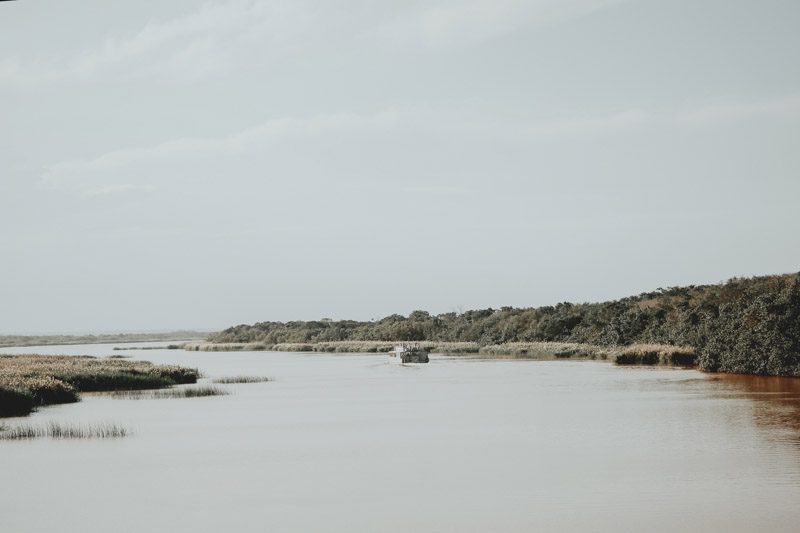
<box><xmin>0</xmin><ymin>332</ymin><xmax>208</xmax><ymax>349</ymax></box>
<box><xmin>181</xmin><ymin>340</ymin><xmax>696</xmax><ymax>365</ymax></box>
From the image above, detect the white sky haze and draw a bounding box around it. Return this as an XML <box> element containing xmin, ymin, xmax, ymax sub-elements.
<box><xmin>1</xmin><ymin>0</ymin><xmax>799</xmax><ymax>333</ymax></box>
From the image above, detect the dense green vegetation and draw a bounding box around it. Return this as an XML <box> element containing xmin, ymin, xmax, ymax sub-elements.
<box><xmin>208</xmin><ymin>273</ymin><xmax>800</xmax><ymax>377</ymax></box>
<box><xmin>0</xmin><ymin>355</ymin><xmax>199</xmax><ymax>417</ymax></box>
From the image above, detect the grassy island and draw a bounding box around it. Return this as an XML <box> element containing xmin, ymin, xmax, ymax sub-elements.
<box><xmin>0</xmin><ymin>355</ymin><xmax>199</xmax><ymax>417</ymax></box>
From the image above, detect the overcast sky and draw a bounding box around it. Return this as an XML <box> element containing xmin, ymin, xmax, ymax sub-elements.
<box><xmin>1</xmin><ymin>0</ymin><xmax>799</xmax><ymax>333</ymax></box>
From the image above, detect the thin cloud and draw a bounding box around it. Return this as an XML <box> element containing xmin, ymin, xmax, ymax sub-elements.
<box><xmin>675</xmin><ymin>94</ymin><xmax>800</xmax><ymax>127</ymax></box>
<box><xmin>0</xmin><ymin>1</ymin><xmax>321</xmax><ymax>85</ymax></box>
<box><xmin>526</xmin><ymin>109</ymin><xmax>649</xmax><ymax>137</ymax></box>
<box><xmin>42</xmin><ymin>110</ymin><xmax>402</xmax><ymax>187</ymax></box>
<box><xmin>1</xmin><ymin>0</ymin><xmax>636</xmax><ymax>85</ymax></box>
<box><xmin>43</xmin><ymin>105</ymin><xmax>656</xmax><ymax>191</ymax></box>
<box><xmin>416</xmin><ymin>0</ymin><xmax>631</xmax><ymax>46</ymax></box>
<box><xmin>83</xmin><ymin>184</ymin><xmax>156</xmax><ymax>196</ymax></box>
<box><xmin>1</xmin><ymin>2</ymin><xmax>242</xmax><ymax>84</ymax></box>
<box><xmin>400</xmin><ymin>186</ymin><xmax>474</xmax><ymax>195</ymax></box>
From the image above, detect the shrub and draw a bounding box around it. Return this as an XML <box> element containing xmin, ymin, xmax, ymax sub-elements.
<box><xmin>613</xmin><ymin>344</ymin><xmax>696</xmax><ymax>366</ymax></box>
<box><xmin>0</xmin><ymin>386</ymin><xmax>36</xmax><ymax>417</ymax></box>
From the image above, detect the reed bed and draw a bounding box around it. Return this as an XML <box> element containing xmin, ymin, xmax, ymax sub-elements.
<box><xmin>112</xmin><ymin>345</ymin><xmax>181</xmax><ymax>351</ymax></box>
<box><xmin>613</xmin><ymin>344</ymin><xmax>696</xmax><ymax>366</ymax></box>
<box><xmin>0</xmin><ymin>354</ymin><xmax>200</xmax><ymax>417</ymax></box>
<box><xmin>106</xmin><ymin>386</ymin><xmax>228</xmax><ymax>400</ymax></box>
<box><xmin>478</xmin><ymin>342</ymin><xmax>617</xmax><ymax>359</ymax></box>
<box><xmin>271</xmin><ymin>343</ymin><xmax>315</xmax><ymax>352</ymax></box>
<box><xmin>180</xmin><ymin>339</ymin><xmax>692</xmax><ymax>366</ymax></box>
<box><xmin>426</xmin><ymin>342</ymin><xmax>481</xmax><ymax>354</ymax></box>
<box><xmin>0</xmin><ymin>421</ymin><xmax>129</xmax><ymax>440</ymax></box>
<box><xmin>212</xmin><ymin>376</ymin><xmax>273</xmax><ymax>384</ymax></box>
<box><xmin>183</xmin><ymin>342</ymin><xmax>269</xmax><ymax>351</ymax></box>
<box><xmin>184</xmin><ymin>340</ymin><xmax>481</xmax><ymax>354</ymax></box>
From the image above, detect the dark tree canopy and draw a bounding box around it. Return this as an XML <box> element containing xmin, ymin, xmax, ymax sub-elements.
<box><xmin>209</xmin><ymin>273</ymin><xmax>800</xmax><ymax>377</ymax></box>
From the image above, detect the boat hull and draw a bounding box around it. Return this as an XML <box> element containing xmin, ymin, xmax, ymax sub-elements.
<box><xmin>389</xmin><ymin>345</ymin><xmax>430</xmax><ymax>364</ymax></box>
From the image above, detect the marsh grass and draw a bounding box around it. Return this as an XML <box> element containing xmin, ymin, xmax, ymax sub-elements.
<box><xmin>184</xmin><ymin>339</ymin><xmax>693</xmax><ymax>367</ymax></box>
<box><xmin>106</xmin><ymin>386</ymin><xmax>228</xmax><ymax>400</ymax></box>
<box><xmin>0</xmin><ymin>354</ymin><xmax>200</xmax><ymax>417</ymax></box>
<box><xmin>212</xmin><ymin>376</ymin><xmax>273</xmax><ymax>384</ymax></box>
<box><xmin>0</xmin><ymin>421</ymin><xmax>129</xmax><ymax>440</ymax></box>
<box><xmin>183</xmin><ymin>340</ymin><xmax>482</xmax><ymax>354</ymax></box>
<box><xmin>183</xmin><ymin>342</ymin><xmax>268</xmax><ymax>351</ymax></box>
<box><xmin>613</xmin><ymin>344</ymin><xmax>696</xmax><ymax>366</ymax></box>
<box><xmin>478</xmin><ymin>342</ymin><xmax>616</xmax><ymax>360</ymax></box>
<box><xmin>112</xmin><ymin>346</ymin><xmax>176</xmax><ymax>351</ymax></box>
<box><xmin>429</xmin><ymin>342</ymin><xmax>481</xmax><ymax>354</ymax></box>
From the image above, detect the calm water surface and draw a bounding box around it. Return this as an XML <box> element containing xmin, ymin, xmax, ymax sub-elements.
<box><xmin>2</xmin><ymin>343</ymin><xmax>800</xmax><ymax>532</ymax></box>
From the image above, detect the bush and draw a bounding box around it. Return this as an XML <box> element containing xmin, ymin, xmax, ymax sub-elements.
<box><xmin>0</xmin><ymin>386</ymin><xmax>37</xmax><ymax>417</ymax></box>
<box><xmin>613</xmin><ymin>344</ymin><xmax>696</xmax><ymax>366</ymax></box>
<box><xmin>699</xmin><ymin>275</ymin><xmax>800</xmax><ymax>376</ymax></box>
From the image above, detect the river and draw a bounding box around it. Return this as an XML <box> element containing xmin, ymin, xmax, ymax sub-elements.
<box><xmin>2</xmin><ymin>343</ymin><xmax>800</xmax><ymax>532</ymax></box>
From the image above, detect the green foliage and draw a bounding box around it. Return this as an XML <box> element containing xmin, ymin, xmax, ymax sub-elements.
<box><xmin>699</xmin><ymin>274</ymin><xmax>800</xmax><ymax>376</ymax></box>
<box><xmin>207</xmin><ymin>272</ymin><xmax>800</xmax><ymax>376</ymax></box>
<box><xmin>0</xmin><ymin>386</ymin><xmax>37</xmax><ymax>417</ymax></box>
<box><xmin>613</xmin><ymin>344</ymin><xmax>696</xmax><ymax>366</ymax></box>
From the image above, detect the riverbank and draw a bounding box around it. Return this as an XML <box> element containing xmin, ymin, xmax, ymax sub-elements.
<box><xmin>208</xmin><ymin>273</ymin><xmax>800</xmax><ymax>377</ymax></box>
<box><xmin>181</xmin><ymin>340</ymin><xmax>696</xmax><ymax>365</ymax></box>
<box><xmin>0</xmin><ymin>354</ymin><xmax>199</xmax><ymax>417</ymax></box>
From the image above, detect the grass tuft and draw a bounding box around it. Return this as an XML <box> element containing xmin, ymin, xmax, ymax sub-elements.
<box><xmin>106</xmin><ymin>386</ymin><xmax>228</xmax><ymax>400</ymax></box>
<box><xmin>0</xmin><ymin>421</ymin><xmax>129</xmax><ymax>440</ymax></box>
<box><xmin>212</xmin><ymin>376</ymin><xmax>273</xmax><ymax>384</ymax></box>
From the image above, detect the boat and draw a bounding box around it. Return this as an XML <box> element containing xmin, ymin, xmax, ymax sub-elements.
<box><xmin>389</xmin><ymin>343</ymin><xmax>429</xmax><ymax>364</ymax></box>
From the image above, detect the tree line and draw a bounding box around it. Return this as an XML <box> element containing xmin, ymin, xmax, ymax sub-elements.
<box><xmin>208</xmin><ymin>272</ymin><xmax>800</xmax><ymax>376</ymax></box>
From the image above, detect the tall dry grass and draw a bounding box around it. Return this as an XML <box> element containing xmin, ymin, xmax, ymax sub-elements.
<box><xmin>212</xmin><ymin>376</ymin><xmax>273</xmax><ymax>384</ymax></box>
<box><xmin>0</xmin><ymin>354</ymin><xmax>200</xmax><ymax>417</ymax></box>
<box><xmin>183</xmin><ymin>340</ymin><xmax>481</xmax><ymax>354</ymax></box>
<box><xmin>106</xmin><ymin>386</ymin><xmax>228</xmax><ymax>400</ymax></box>
<box><xmin>0</xmin><ymin>421</ymin><xmax>129</xmax><ymax>440</ymax></box>
<box><xmin>613</xmin><ymin>344</ymin><xmax>696</xmax><ymax>365</ymax></box>
<box><xmin>478</xmin><ymin>342</ymin><xmax>616</xmax><ymax>359</ymax></box>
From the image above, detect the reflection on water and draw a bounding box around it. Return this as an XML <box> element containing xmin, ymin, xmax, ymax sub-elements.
<box><xmin>1</xmin><ymin>343</ymin><xmax>800</xmax><ymax>532</ymax></box>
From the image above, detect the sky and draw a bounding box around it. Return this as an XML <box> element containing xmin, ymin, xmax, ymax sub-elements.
<box><xmin>1</xmin><ymin>0</ymin><xmax>799</xmax><ymax>334</ymax></box>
